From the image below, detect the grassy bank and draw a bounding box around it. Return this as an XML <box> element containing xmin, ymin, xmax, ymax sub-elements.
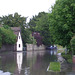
<box><xmin>61</xmin><ymin>52</ymin><xmax>72</xmax><ymax>63</ymax></box>
<box><xmin>56</xmin><ymin>45</ymin><xmax>72</xmax><ymax>63</ymax></box>
<box><xmin>48</xmin><ymin>62</ymin><xmax>61</xmax><ymax>72</ymax></box>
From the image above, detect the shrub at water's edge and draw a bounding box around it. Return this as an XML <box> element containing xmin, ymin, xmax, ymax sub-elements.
<box><xmin>0</xmin><ymin>27</ymin><xmax>16</xmax><ymax>48</ymax></box>
<box><xmin>70</xmin><ymin>36</ymin><xmax>75</xmax><ymax>55</ymax></box>
<box><xmin>62</xmin><ymin>52</ymin><xmax>72</xmax><ymax>63</ymax></box>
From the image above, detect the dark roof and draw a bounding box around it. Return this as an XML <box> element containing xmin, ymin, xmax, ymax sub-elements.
<box><xmin>11</xmin><ymin>27</ymin><xmax>21</xmax><ymax>36</ymax></box>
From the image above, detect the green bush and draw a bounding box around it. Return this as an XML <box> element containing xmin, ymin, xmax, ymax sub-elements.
<box><xmin>0</xmin><ymin>27</ymin><xmax>16</xmax><ymax>46</ymax></box>
<box><xmin>0</xmin><ymin>33</ymin><xmax>2</xmax><ymax>48</ymax></box>
<box><xmin>70</xmin><ymin>36</ymin><xmax>75</xmax><ymax>55</ymax></box>
<box><xmin>62</xmin><ymin>52</ymin><xmax>72</xmax><ymax>63</ymax></box>
<box><xmin>67</xmin><ymin>59</ymin><xmax>72</xmax><ymax>63</ymax></box>
<box><xmin>27</xmin><ymin>34</ymin><xmax>36</xmax><ymax>44</ymax></box>
<box><xmin>62</xmin><ymin>53</ymin><xmax>71</xmax><ymax>59</ymax></box>
<box><xmin>70</xmin><ymin>36</ymin><xmax>75</xmax><ymax>45</ymax></box>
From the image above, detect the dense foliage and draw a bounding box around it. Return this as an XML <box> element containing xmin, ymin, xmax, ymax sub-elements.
<box><xmin>0</xmin><ymin>13</ymin><xmax>26</xmax><ymax>27</ymax></box>
<box><xmin>0</xmin><ymin>13</ymin><xmax>30</xmax><ymax>46</ymax></box>
<box><xmin>49</xmin><ymin>0</ymin><xmax>75</xmax><ymax>50</ymax></box>
<box><xmin>28</xmin><ymin>12</ymin><xmax>51</xmax><ymax>46</ymax></box>
<box><xmin>70</xmin><ymin>36</ymin><xmax>75</xmax><ymax>54</ymax></box>
<box><xmin>70</xmin><ymin>36</ymin><xmax>75</xmax><ymax>46</ymax></box>
<box><xmin>27</xmin><ymin>34</ymin><xmax>36</xmax><ymax>44</ymax></box>
<box><xmin>0</xmin><ymin>27</ymin><xmax>16</xmax><ymax>48</ymax></box>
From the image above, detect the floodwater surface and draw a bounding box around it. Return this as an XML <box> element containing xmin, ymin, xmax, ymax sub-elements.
<box><xmin>0</xmin><ymin>50</ymin><xmax>75</xmax><ymax>75</ymax></box>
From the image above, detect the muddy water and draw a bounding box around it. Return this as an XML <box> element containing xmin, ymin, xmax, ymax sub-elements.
<box><xmin>0</xmin><ymin>50</ymin><xmax>74</xmax><ymax>75</ymax></box>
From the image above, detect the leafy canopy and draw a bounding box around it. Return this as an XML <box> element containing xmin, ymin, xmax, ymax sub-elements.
<box><xmin>49</xmin><ymin>0</ymin><xmax>75</xmax><ymax>48</ymax></box>
<box><xmin>28</xmin><ymin>12</ymin><xmax>51</xmax><ymax>46</ymax></box>
<box><xmin>0</xmin><ymin>13</ymin><xmax>30</xmax><ymax>46</ymax></box>
<box><xmin>0</xmin><ymin>27</ymin><xmax>16</xmax><ymax>48</ymax></box>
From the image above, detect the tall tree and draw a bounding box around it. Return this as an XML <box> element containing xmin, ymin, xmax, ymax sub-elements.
<box><xmin>28</xmin><ymin>16</ymin><xmax>38</xmax><ymax>32</ymax></box>
<box><xmin>49</xmin><ymin>0</ymin><xmax>75</xmax><ymax>50</ymax></box>
<box><xmin>0</xmin><ymin>27</ymin><xmax>16</xmax><ymax>47</ymax></box>
<box><xmin>0</xmin><ymin>13</ymin><xmax>26</xmax><ymax>27</ymax></box>
<box><xmin>0</xmin><ymin>13</ymin><xmax>29</xmax><ymax>46</ymax></box>
<box><xmin>28</xmin><ymin>12</ymin><xmax>51</xmax><ymax>46</ymax></box>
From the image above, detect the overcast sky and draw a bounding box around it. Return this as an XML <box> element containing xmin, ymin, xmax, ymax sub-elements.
<box><xmin>0</xmin><ymin>0</ymin><xmax>56</xmax><ymax>22</ymax></box>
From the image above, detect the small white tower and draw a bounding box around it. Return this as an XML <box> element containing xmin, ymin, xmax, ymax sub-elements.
<box><xmin>17</xmin><ymin>32</ymin><xmax>23</xmax><ymax>51</ymax></box>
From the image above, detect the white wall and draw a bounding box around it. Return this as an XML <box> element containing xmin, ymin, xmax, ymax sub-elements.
<box><xmin>17</xmin><ymin>32</ymin><xmax>23</xmax><ymax>51</ymax></box>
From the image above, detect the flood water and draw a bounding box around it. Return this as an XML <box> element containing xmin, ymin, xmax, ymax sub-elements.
<box><xmin>0</xmin><ymin>50</ymin><xmax>75</xmax><ymax>75</ymax></box>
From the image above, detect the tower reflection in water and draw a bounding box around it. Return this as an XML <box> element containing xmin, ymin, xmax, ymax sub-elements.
<box><xmin>17</xmin><ymin>52</ymin><xmax>23</xmax><ymax>74</ymax></box>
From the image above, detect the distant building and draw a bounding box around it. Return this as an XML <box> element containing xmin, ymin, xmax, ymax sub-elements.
<box><xmin>11</xmin><ymin>27</ymin><xmax>23</xmax><ymax>51</ymax></box>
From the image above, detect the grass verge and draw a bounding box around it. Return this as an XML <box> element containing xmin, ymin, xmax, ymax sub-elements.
<box><xmin>61</xmin><ymin>53</ymin><xmax>72</xmax><ymax>63</ymax></box>
<box><xmin>48</xmin><ymin>62</ymin><xmax>61</xmax><ymax>72</ymax></box>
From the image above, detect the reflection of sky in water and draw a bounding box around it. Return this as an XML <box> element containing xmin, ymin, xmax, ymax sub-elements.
<box><xmin>0</xmin><ymin>70</ymin><xmax>11</xmax><ymax>75</ymax></box>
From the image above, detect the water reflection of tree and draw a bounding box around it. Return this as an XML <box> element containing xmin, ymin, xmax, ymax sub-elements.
<box><xmin>43</xmin><ymin>51</ymin><xmax>57</xmax><ymax>62</ymax></box>
<box><xmin>31</xmin><ymin>51</ymin><xmax>57</xmax><ymax>75</ymax></box>
<box><xmin>0</xmin><ymin>52</ymin><xmax>16</xmax><ymax>73</ymax></box>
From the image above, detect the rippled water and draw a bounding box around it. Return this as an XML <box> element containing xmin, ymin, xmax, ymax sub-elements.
<box><xmin>0</xmin><ymin>50</ymin><xmax>74</xmax><ymax>75</ymax></box>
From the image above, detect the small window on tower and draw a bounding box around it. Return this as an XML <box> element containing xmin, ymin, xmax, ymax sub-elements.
<box><xmin>19</xmin><ymin>36</ymin><xmax>20</xmax><ymax>39</ymax></box>
<box><xmin>19</xmin><ymin>44</ymin><xmax>20</xmax><ymax>47</ymax></box>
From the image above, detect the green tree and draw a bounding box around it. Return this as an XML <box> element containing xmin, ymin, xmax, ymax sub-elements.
<box><xmin>0</xmin><ymin>30</ymin><xmax>2</xmax><ymax>48</ymax></box>
<box><xmin>35</xmin><ymin>12</ymin><xmax>51</xmax><ymax>45</ymax></box>
<box><xmin>0</xmin><ymin>13</ymin><xmax>30</xmax><ymax>46</ymax></box>
<box><xmin>21</xmin><ymin>26</ymin><xmax>31</xmax><ymax>46</ymax></box>
<box><xmin>27</xmin><ymin>34</ymin><xmax>36</xmax><ymax>44</ymax></box>
<box><xmin>0</xmin><ymin>27</ymin><xmax>16</xmax><ymax>47</ymax></box>
<box><xmin>28</xmin><ymin>12</ymin><xmax>51</xmax><ymax>46</ymax></box>
<box><xmin>28</xmin><ymin>16</ymin><xmax>37</xmax><ymax>32</ymax></box>
<box><xmin>0</xmin><ymin>13</ymin><xmax>26</xmax><ymax>27</ymax></box>
<box><xmin>49</xmin><ymin>0</ymin><xmax>75</xmax><ymax>50</ymax></box>
<box><xmin>70</xmin><ymin>36</ymin><xmax>75</xmax><ymax>54</ymax></box>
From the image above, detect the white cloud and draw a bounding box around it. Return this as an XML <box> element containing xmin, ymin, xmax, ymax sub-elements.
<box><xmin>0</xmin><ymin>0</ymin><xmax>56</xmax><ymax>22</ymax></box>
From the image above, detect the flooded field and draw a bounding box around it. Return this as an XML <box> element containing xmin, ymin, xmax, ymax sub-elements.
<box><xmin>0</xmin><ymin>50</ymin><xmax>75</xmax><ymax>75</ymax></box>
